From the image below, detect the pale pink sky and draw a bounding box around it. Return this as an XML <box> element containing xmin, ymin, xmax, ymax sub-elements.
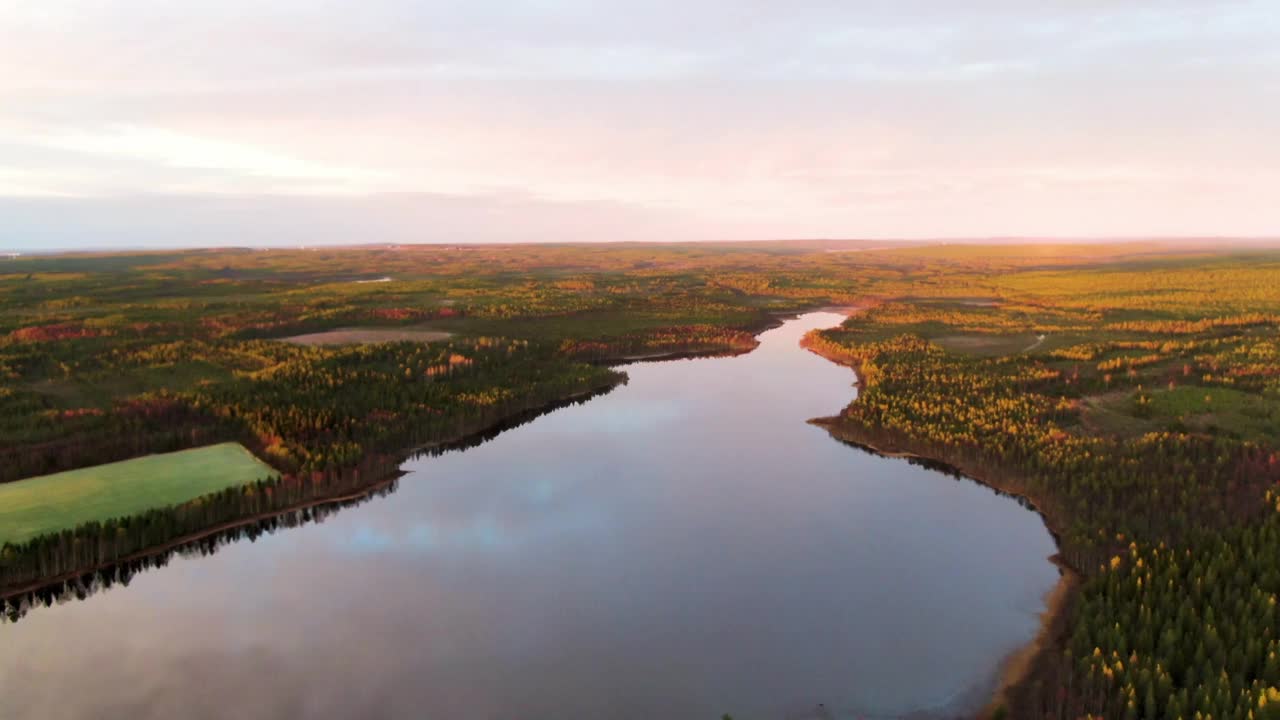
<box><xmin>2</xmin><ymin>1</ymin><xmax>1278</xmax><ymax>248</ymax></box>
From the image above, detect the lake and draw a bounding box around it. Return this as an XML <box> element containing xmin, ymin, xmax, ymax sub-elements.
<box><xmin>0</xmin><ymin>311</ymin><xmax>1058</xmax><ymax>720</ymax></box>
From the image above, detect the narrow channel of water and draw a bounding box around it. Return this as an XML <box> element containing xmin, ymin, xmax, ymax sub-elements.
<box><xmin>0</xmin><ymin>312</ymin><xmax>1057</xmax><ymax>720</ymax></box>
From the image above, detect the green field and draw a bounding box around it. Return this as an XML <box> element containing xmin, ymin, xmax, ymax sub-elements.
<box><xmin>0</xmin><ymin>443</ymin><xmax>277</xmax><ymax>546</ymax></box>
<box><xmin>1080</xmin><ymin>385</ymin><xmax>1280</xmax><ymax>442</ymax></box>
<box><xmin>1147</xmin><ymin>385</ymin><xmax>1280</xmax><ymax>440</ymax></box>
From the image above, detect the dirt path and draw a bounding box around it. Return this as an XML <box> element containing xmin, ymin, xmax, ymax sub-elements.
<box><xmin>1021</xmin><ymin>334</ymin><xmax>1047</xmax><ymax>353</ymax></box>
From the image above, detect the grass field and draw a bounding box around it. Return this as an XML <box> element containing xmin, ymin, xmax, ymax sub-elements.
<box><xmin>1081</xmin><ymin>385</ymin><xmax>1280</xmax><ymax>442</ymax></box>
<box><xmin>931</xmin><ymin>333</ymin><xmax>1041</xmax><ymax>356</ymax></box>
<box><xmin>0</xmin><ymin>443</ymin><xmax>277</xmax><ymax>546</ymax></box>
<box><xmin>1147</xmin><ymin>385</ymin><xmax>1280</xmax><ymax>440</ymax></box>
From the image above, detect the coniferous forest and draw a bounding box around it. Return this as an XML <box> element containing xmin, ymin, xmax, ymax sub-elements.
<box><xmin>6</xmin><ymin>241</ymin><xmax>1280</xmax><ymax>718</ymax></box>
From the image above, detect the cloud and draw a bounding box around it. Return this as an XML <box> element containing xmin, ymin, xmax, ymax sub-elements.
<box><xmin>0</xmin><ymin>192</ymin><xmax>728</xmax><ymax>249</ymax></box>
<box><xmin>33</xmin><ymin>126</ymin><xmax>387</xmax><ymax>190</ymax></box>
<box><xmin>1</xmin><ymin>1</ymin><xmax>1277</xmax><ymax>244</ymax></box>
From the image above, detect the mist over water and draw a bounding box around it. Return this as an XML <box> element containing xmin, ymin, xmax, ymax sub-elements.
<box><xmin>0</xmin><ymin>312</ymin><xmax>1057</xmax><ymax>720</ymax></box>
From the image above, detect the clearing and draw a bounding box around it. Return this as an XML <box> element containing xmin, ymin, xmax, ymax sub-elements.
<box><xmin>932</xmin><ymin>333</ymin><xmax>1039</xmax><ymax>356</ymax></box>
<box><xmin>280</xmin><ymin>327</ymin><xmax>452</xmax><ymax>345</ymax></box>
<box><xmin>1079</xmin><ymin>385</ymin><xmax>1280</xmax><ymax>442</ymax></box>
<box><xmin>0</xmin><ymin>443</ymin><xmax>277</xmax><ymax>546</ymax></box>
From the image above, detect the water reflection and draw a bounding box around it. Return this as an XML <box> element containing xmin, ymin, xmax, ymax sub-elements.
<box><xmin>0</xmin><ymin>312</ymin><xmax>1057</xmax><ymax>720</ymax></box>
<box><xmin>831</xmin><ymin>436</ymin><xmax>1047</xmax><ymax>516</ymax></box>
<box><xmin>0</xmin><ymin>389</ymin><xmax>614</xmax><ymax>611</ymax></box>
<box><xmin>2</xmin><ymin>480</ymin><xmax>397</xmax><ymax>624</ymax></box>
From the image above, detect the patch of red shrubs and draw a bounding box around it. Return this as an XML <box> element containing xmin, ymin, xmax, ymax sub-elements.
<box><xmin>9</xmin><ymin>323</ymin><xmax>104</xmax><ymax>343</ymax></box>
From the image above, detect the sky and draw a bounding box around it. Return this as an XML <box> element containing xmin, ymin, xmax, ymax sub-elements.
<box><xmin>2</xmin><ymin>1</ymin><xmax>1279</xmax><ymax>249</ymax></box>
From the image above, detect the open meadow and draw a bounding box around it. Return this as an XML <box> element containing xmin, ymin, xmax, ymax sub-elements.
<box><xmin>0</xmin><ymin>442</ymin><xmax>276</xmax><ymax>546</ymax></box>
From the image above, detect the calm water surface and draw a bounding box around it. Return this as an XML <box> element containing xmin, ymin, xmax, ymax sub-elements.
<box><xmin>0</xmin><ymin>312</ymin><xmax>1057</xmax><ymax>720</ymax></box>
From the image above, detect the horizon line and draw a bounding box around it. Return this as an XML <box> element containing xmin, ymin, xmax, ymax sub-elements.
<box><xmin>6</xmin><ymin>236</ymin><xmax>1280</xmax><ymax>257</ymax></box>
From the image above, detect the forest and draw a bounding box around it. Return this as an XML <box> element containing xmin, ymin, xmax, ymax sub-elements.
<box><xmin>805</xmin><ymin>251</ymin><xmax>1280</xmax><ymax>719</ymax></box>
<box><xmin>4</xmin><ymin>240</ymin><xmax>1280</xmax><ymax>718</ymax></box>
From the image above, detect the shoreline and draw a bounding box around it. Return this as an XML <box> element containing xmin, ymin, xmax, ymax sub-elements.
<box><xmin>0</xmin><ymin>321</ymin><xmax>789</xmax><ymax>601</ymax></box>
<box><xmin>0</xmin><ymin>381</ymin><xmax>624</xmax><ymax>601</ymax></box>
<box><xmin>818</xmin><ymin>423</ymin><xmax>1080</xmax><ymax>719</ymax></box>
<box><xmin>803</xmin><ymin>306</ymin><xmax>1077</xmax><ymax>720</ymax></box>
<box><xmin>608</xmin><ymin>347</ymin><xmax>753</xmax><ymax>364</ymax></box>
<box><xmin>0</xmin><ymin>476</ymin><xmax>400</xmax><ymax>602</ymax></box>
<box><xmin>3</xmin><ymin>304</ymin><xmax>1070</xmax><ymax>715</ymax></box>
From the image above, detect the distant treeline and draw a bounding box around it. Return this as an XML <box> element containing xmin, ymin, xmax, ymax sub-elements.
<box><xmin>0</xmin><ymin>396</ymin><xmax>233</xmax><ymax>483</ymax></box>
